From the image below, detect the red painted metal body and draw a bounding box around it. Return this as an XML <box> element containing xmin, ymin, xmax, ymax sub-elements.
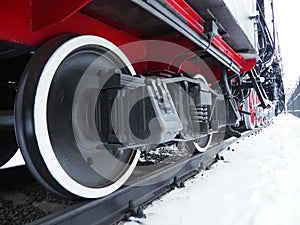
<box><xmin>0</xmin><ymin>0</ymin><xmax>138</xmax><ymax>46</ymax></box>
<box><xmin>163</xmin><ymin>0</ymin><xmax>256</xmax><ymax>73</ymax></box>
<box><xmin>0</xmin><ymin>0</ymin><xmax>257</xmax><ymax>75</ymax></box>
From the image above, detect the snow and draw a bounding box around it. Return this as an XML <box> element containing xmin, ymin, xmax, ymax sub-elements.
<box><xmin>1</xmin><ymin>150</ymin><xmax>25</xmax><ymax>169</ymax></box>
<box><xmin>125</xmin><ymin>113</ymin><xmax>300</xmax><ymax>225</ymax></box>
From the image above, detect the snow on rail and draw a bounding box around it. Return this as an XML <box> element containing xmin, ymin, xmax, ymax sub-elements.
<box><xmin>126</xmin><ymin>113</ymin><xmax>300</xmax><ymax>225</ymax></box>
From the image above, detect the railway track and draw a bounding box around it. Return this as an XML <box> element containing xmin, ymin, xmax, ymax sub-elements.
<box><xmin>0</xmin><ymin>1</ymin><xmax>283</xmax><ymax>224</ymax></box>
<box><xmin>0</xmin><ymin>128</ymin><xmax>261</xmax><ymax>225</ymax></box>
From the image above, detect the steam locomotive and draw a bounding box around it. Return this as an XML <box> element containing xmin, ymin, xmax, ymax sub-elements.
<box><xmin>0</xmin><ymin>0</ymin><xmax>284</xmax><ymax>198</ymax></box>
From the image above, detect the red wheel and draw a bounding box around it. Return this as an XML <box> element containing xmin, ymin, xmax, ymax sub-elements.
<box><xmin>255</xmin><ymin>94</ymin><xmax>263</xmax><ymax>128</ymax></box>
<box><xmin>243</xmin><ymin>89</ymin><xmax>256</xmax><ymax>130</ymax></box>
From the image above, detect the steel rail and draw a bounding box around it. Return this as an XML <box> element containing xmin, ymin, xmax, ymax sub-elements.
<box><xmin>29</xmin><ymin>129</ymin><xmax>259</xmax><ymax>225</ymax></box>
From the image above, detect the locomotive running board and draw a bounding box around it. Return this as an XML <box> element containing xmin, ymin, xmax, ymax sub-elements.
<box><xmin>131</xmin><ymin>0</ymin><xmax>240</xmax><ymax>74</ymax></box>
<box><xmin>30</xmin><ymin>129</ymin><xmax>261</xmax><ymax>225</ymax></box>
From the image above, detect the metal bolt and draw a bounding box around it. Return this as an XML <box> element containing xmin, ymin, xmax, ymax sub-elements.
<box><xmin>87</xmin><ymin>157</ymin><xmax>93</xmax><ymax>166</ymax></box>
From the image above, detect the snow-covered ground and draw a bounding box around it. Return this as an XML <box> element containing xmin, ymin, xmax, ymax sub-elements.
<box><xmin>1</xmin><ymin>149</ymin><xmax>24</xmax><ymax>169</ymax></box>
<box><xmin>2</xmin><ymin>114</ymin><xmax>300</xmax><ymax>225</ymax></box>
<box><xmin>126</xmin><ymin>113</ymin><xmax>300</xmax><ymax>225</ymax></box>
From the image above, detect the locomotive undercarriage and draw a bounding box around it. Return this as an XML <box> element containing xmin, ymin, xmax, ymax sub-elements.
<box><xmin>0</xmin><ymin>35</ymin><xmax>228</xmax><ymax>198</ymax></box>
<box><xmin>0</xmin><ymin>0</ymin><xmax>285</xmax><ymax>199</ymax></box>
<box><xmin>0</xmin><ymin>37</ymin><xmax>283</xmax><ymax>199</ymax></box>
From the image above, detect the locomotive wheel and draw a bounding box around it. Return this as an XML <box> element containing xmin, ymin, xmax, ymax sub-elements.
<box><xmin>255</xmin><ymin>108</ymin><xmax>263</xmax><ymax>128</ymax></box>
<box><xmin>243</xmin><ymin>90</ymin><xmax>256</xmax><ymax>130</ymax></box>
<box><xmin>15</xmin><ymin>35</ymin><xmax>140</xmax><ymax>198</ymax></box>
<box><xmin>186</xmin><ymin>74</ymin><xmax>213</xmax><ymax>153</ymax></box>
<box><xmin>186</xmin><ymin>134</ymin><xmax>212</xmax><ymax>153</ymax></box>
<box><xmin>260</xmin><ymin>115</ymin><xmax>267</xmax><ymax>126</ymax></box>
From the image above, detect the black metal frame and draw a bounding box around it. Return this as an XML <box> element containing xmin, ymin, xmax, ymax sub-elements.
<box><xmin>219</xmin><ymin>67</ymin><xmax>241</xmax><ymax>125</ymax></box>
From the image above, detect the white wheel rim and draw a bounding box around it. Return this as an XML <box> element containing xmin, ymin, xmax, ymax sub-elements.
<box><xmin>192</xmin><ymin>74</ymin><xmax>212</xmax><ymax>152</ymax></box>
<box><xmin>193</xmin><ymin>134</ymin><xmax>213</xmax><ymax>153</ymax></box>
